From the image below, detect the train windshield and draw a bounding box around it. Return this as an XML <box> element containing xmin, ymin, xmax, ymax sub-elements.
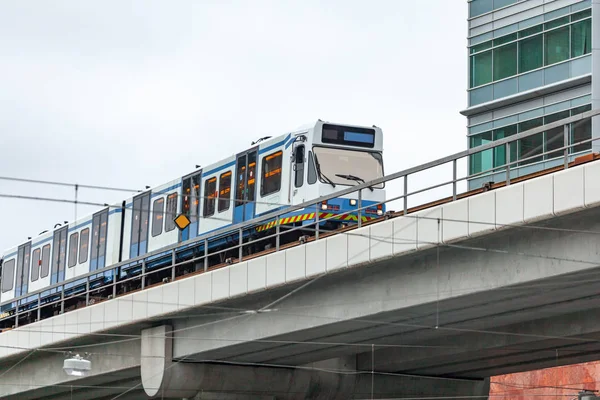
<box><xmin>313</xmin><ymin>146</ymin><xmax>384</xmax><ymax>189</ymax></box>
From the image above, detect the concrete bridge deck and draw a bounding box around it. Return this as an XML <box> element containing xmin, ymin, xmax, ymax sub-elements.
<box><xmin>1</xmin><ymin>159</ymin><xmax>600</xmax><ymax>399</ymax></box>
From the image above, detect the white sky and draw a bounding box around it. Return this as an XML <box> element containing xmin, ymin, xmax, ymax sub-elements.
<box><xmin>0</xmin><ymin>0</ymin><xmax>468</xmax><ymax>252</ymax></box>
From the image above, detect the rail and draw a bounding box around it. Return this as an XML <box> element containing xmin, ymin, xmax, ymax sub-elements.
<box><xmin>3</xmin><ymin>108</ymin><xmax>600</xmax><ymax>328</ymax></box>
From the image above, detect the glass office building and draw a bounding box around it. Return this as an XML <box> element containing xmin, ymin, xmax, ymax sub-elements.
<box><xmin>463</xmin><ymin>0</ymin><xmax>595</xmax><ymax>189</ymax></box>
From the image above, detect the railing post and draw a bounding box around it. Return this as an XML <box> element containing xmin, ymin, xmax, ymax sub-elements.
<box><xmin>85</xmin><ymin>276</ymin><xmax>90</xmax><ymax>305</ymax></box>
<box><xmin>204</xmin><ymin>239</ymin><xmax>208</xmax><ymax>271</ymax></box>
<box><xmin>141</xmin><ymin>260</ymin><xmax>146</xmax><ymax>290</ymax></box>
<box><xmin>275</xmin><ymin>213</ymin><xmax>281</xmax><ymax>251</ymax></box>
<box><xmin>315</xmin><ymin>203</ymin><xmax>320</xmax><ymax>240</ymax></box>
<box><xmin>14</xmin><ymin>300</ymin><xmax>19</xmax><ymax>328</ymax></box>
<box><xmin>505</xmin><ymin>142</ymin><xmax>511</xmax><ymax>186</ymax></box>
<box><xmin>112</xmin><ymin>270</ymin><xmax>117</xmax><ymax>298</ymax></box>
<box><xmin>60</xmin><ymin>286</ymin><xmax>65</xmax><ymax>314</ymax></box>
<box><xmin>452</xmin><ymin>159</ymin><xmax>457</xmax><ymax>201</ymax></box>
<box><xmin>238</xmin><ymin>228</ymin><xmax>243</xmax><ymax>261</ymax></box>
<box><xmin>564</xmin><ymin>123</ymin><xmax>570</xmax><ymax>169</ymax></box>
<box><xmin>171</xmin><ymin>249</ymin><xmax>176</xmax><ymax>280</ymax></box>
<box><xmin>403</xmin><ymin>175</ymin><xmax>408</xmax><ymax>215</ymax></box>
<box><xmin>37</xmin><ymin>293</ymin><xmax>41</xmax><ymax>322</ymax></box>
<box><xmin>357</xmin><ymin>190</ymin><xmax>362</xmax><ymax>228</ymax></box>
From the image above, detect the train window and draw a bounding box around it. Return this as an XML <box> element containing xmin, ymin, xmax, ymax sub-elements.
<box><xmin>218</xmin><ymin>171</ymin><xmax>231</xmax><ymax>212</ymax></box>
<box><xmin>98</xmin><ymin>211</ymin><xmax>108</xmax><ymax>261</ymax></box>
<box><xmin>41</xmin><ymin>244</ymin><xmax>50</xmax><ymax>278</ymax></box>
<box><xmin>182</xmin><ymin>178</ymin><xmax>191</xmax><ymax>218</ymax></box>
<box><xmin>203</xmin><ymin>177</ymin><xmax>217</xmax><ymax>217</ymax></box>
<box><xmin>79</xmin><ymin>228</ymin><xmax>89</xmax><ymax>264</ymax></box>
<box><xmin>307</xmin><ymin>151</ymin><xmax>317</xmax><ymax>184</ymax></box>
<box><xmin>261</xmin><ymin>151</ymin><xmax>283</xmax><ymax>196</ymax></box>
<box><xmin>68</xmin><ymin>232</ymin><xmax>79</xmax><ymax>268</ymax></box>
<box><xmin>31</xmin><ymin>249</ymin><xmax>41</xmax><ymax>282</ymax></box>
<box><xmin>165</xmin><ymin>193</ymin><xmax>177</xmax><ymax>232</ymax></box>
<box><xmin>294</xmin><ymin>145</ymin><xmax>305</xmax><ymax>188</ymax></box>
<box><xmin>1</xmin><ymin>259</ymin><xmax>14</xmax><ymax>293</ymax></box>
<box><xmin>152</xmin><ymin>198</ymin><xmax>165</xmax><ymax>237</ymax></box>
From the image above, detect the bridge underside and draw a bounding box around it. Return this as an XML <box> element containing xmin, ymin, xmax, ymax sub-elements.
<box><xmin>2</xmin><ymin>206</ymin><xmax>600</xmax><ymax>399</ymax></box>
<box><xmin>173</xmin><ymin>205</ymin><xmax>600</xmax><ymax>380</ymax></box>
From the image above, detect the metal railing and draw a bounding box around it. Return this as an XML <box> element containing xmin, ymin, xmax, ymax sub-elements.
<box><xmin>3</xmin><ymin>108</ymin><xmax>600</xmax><ymax>328</ymax></box>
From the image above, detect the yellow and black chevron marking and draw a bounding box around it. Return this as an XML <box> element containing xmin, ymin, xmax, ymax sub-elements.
<box><xmin>255</xmin><ymin>212</ymin><xmax>376</xmax><ymax>232</ymax></box>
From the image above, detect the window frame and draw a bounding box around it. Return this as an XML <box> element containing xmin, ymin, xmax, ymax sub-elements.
<box><xmin>68</xmin><ymin>232</ymin><xmax>79</xmax><ymax>268</ymax></box>
<box><xmin>151</xmin><ymin>197</ymin><xmax>165</xmax><ymax>237</ymax></box>
<box><xmin>260</xmin><ymin>150</ymin><xmax>283</xmax><ymax>197</ymax></box>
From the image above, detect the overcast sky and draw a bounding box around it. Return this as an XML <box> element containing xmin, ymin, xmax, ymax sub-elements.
<box><xmin>0</xmin><ymin>1</ymin><xmax>468</xmax><ymax>252</ymax></box>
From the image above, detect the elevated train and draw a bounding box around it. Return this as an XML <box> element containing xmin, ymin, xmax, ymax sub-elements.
<box><xmin>0</xmin><ymin>120</ymin><xmax>386</xmax><ymax>325</ymax></box>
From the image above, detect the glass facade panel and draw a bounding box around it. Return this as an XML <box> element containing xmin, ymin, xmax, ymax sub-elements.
<box><xmin>471</xmin><ymin>51</ymin><xmax>493</xmax><ymax>87</ymax></box>
<box><xmin>544</xmin><ymin>110</ymin><xmax>570</xmax><ymax>159</ymax></box>
<box><xmin>470</xmin><ymin>0</ymin><xmax>493</xmax><ymax>17</ymax></box>
<box><xmin>571</xmin><ymin>19</ymin><xmax>591</xmax><ymax>57</ymax></box>
<box><xmin>493</xmin><ymin>124</ymin><xmax>518</xmax><ymax>167</ymax></box>
<box><xmin>468</xmin><ymin>8</ymin><xmax>591</xmax><ymax>101</ymax></box>
<box><xmin>469</xmin><ymin>132</ymin><xmax>493</xmax><ymax>175</ymax></box>
<box><xmin>544</xmin><ymin>16</ymin><xmax>569</xmax><ymax>30</ymax></box>
<box><xmin>493</xmin><ymin>33</ymin><xmax>517</xmax><ymax>46</ymax></box>
<box><xmin>545</xmin><ymin>26</ymin><xmax>570</xmax><ymax>65</ymax></box>
<box><xmin>493</xmin><ymin>77</ymin><xmax>518</xmax><ymax>99</ymax></box>
<box><xmin>493</xmin><ymin>43</ymin><xmax>517</xmax><ymax>80</ymax></box>
<box><xmin>518</xmin><ymin>117</ymin><xmax>544</xmax><ymax>165</ymax></box>
<box><xmin>518</xmin><ymin>34</ymin><xmax>543</xmax><ymax>73</ymax></box>
<box><xmin>571</xmin><ymin>104</ymin><xmax>592</xmax><ymax>153</ymax></box>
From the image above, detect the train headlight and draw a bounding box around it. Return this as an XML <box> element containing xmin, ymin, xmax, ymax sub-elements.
<box><xmin>321</xmin><ymin>202</ymin><xmax>328</xmax><ymax>210</ymax></box>
<box><xmin>349</xmin><ymin>199</ymin><xmax>357</xmax><ymax>206</ymax></box>
<box><xmin>376</xmin><ymin>205</ymin><xmax>383</xmax><ymax>216</ymax></box>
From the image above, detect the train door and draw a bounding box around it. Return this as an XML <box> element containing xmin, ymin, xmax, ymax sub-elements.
<box><xmin>233</xmin><ymin>149</ymin><xmax>257</xmax><ymax>223</ymax></box>
<box><xmin>130</xmin><ymin>192</ymin><xmax>150</xmax><ymax>258</ymax></box>
<box><xmin>180</xmin><ymin>172</ymin><xmax>201</xmax><ymax>242</ymax></box>
<box><xmin>51</xmin><ymin>226</ymin><xmax>68</xmax><ymax>285</ymax></box>
<box><xmin>15</xmin><ymin>242</ymin><xmax>31</xmax><ymax>297</ymax></box>
<box><xmin>90</xmin><ymin>209</ymin><xmax>109</xmax><ymax>271</ymax></box>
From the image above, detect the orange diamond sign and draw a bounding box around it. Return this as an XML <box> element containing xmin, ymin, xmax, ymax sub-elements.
<box><xmin>174</xmin><ymin>214</ymin><xmax>191</xmax><ymax>230</ymax></box>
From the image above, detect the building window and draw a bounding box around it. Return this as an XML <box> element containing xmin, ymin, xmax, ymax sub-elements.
<box><xmin>518</xmin><ymin>34</ymin><xmax>543</xmax><ymax>73</ymax></box>
<box><xmin>68</xmin><ymin>232</ymin><xmax>79</xmax><ymax>268</ymax></box>
<box><xmin>203</xmin><ymin>177</ymin><xmax>217</xmax><ymax>217</ymax></box>
<box><xmin>152</xmin><ymin>198</ymin><xmax>164</xmax><ymax>237</ymax></box>
<box><xmin>261</xmin><ymin>151</ymin><xmax>283</xmax><ymax>196</ymax></box>
<box><xmin>468</xmin><ymin>103</ymin><xmax>592</xmax><ymax>175</ymax></box>
<box><xmin>41</xmin><ymin>244</ymin><xmax>50</xmax><ymax>278</ymax></box>
<box><xmin>545</xmin><ymin>26</ymin><xmax>570</xmax><ymax>66</ymax></box>
<box><xmin>469</xmin><ymin>9</ymin><xmax>591</xmax><ymax>89</ymax></box>
<box><xmin>1</xmin><ymin>259</ymin><xmax>14</xmax><ymax>293</ymax></box>
<box><xmin>165</xmin><ymin>193</ymin><xmax>177</xmax><ymax>232</ymax></box>
<box><xmin>218</xmin><ymin>171</ymin><xmax>232</xmax><ymax>212</ymax></box>
<box><xmin>79</xmin><ymin>228</ymin><xmax>89</xmax><ymax>264</ymax></box>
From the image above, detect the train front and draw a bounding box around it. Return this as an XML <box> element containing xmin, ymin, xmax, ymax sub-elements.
<box><xmin>310</xmin><ymin>121</ymin><xmax>385</xmax><ymax>227</ymax></box>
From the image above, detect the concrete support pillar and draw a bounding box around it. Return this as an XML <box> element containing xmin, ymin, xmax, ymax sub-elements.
<box><xmin>141</xmin><ymin>325</ymin><xmax>489</xmax><ymax>399</ymax></box>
